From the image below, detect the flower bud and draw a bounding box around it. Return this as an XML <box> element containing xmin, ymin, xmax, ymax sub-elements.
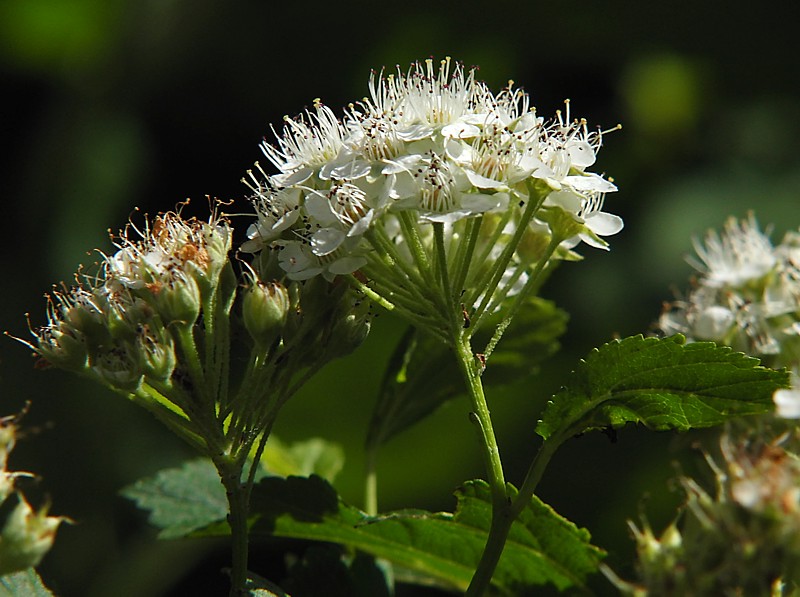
<box><xmin>136</xmin><ymin>326</ymin><xmax>176</xmax><ymax>383</ymax></box>
<box><xmin>91</xmin><ymin>345</ymin><xmax>144</xmax><ymax>392</ymax></box>
<box><xmin>35</xmin><ymin>326</ymin><xmax>88</xmax><ymax>372</ymax></box>
<box><xmin>322</xmin><ymin>298</ymin><xmax>372</xmax><ymax>361</ymax></box>
<box><xmin>0</xmin><ymin>493</ymin><xmax>64</xmax><ymax>575</ymax></box>
<box><xmin>150</xmin><ymin>273</ymin><xmax>202</xmax><ymax>326</ymax></box>
<box><xmin>0</xmin><ymin>423</ymin><xmax>17</xmax><ymax>501</ymax></box>
<box><xmin>243</xmin><ymin>281</ymin><xmax>289</xmax><ymax>349</ymax></box>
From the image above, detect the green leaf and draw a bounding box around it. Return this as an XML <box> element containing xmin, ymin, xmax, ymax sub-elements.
<box><xmin>536</xmin><ymin>334</ymin><xmax>791</xmax><ymax>441</ymax></box>
<box><xmin>0</xmin><ymin>569</ymin><xmax>53</xmax><ymax>596</ymax></box>
<box><xmin>367</xmin><ymin>297</ymin><xmax>567</xmax><ymax>449</ymax></box>
<box><xmin>261</xmin><ymin>437</ymin><xmax>344</xmax><ymax>482</ymax></box>
<box><xmin>121</xmin><ymin>458</ymin><xmax>226</xmax><ymax>539</ymax></box>
<box><xmin>197</xmin><ymin>475</ymin><xmax>602</xmax><ymax>594</ymax></box>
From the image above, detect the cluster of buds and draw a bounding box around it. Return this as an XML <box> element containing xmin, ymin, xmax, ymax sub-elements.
<box><xmin>611</xmin><ymin>427</ymin><xmax>800</xmax><ymax>595</ymax></box>
<box><xmin>29</xmin><ymin>209</ymin><xmax>233</xmax><ymax>396</ymax></box>
<box><xmin>659</xmin><ymin>214</ymin><xmax>800</xmax><ymax>417</ymax></box>
<box><xmin>0</xmin><ymin>415</ymin><xmax>64</xmax><ymax>576</ymax></box>
<box><xmin>18</xmin><ymin>205</ymin><xmax>370</xmax><ymax>462</ymax></box>
<box><xmin>243</xmin><ymin>58</ymin><xmax>620</xmax><ymax>339</ymax></box>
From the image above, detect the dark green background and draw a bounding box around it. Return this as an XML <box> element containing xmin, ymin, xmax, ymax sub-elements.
<box><xmin>2</xmin><ymin>1</ymin><xmax>798</xmax><ymax>594</ymax></box>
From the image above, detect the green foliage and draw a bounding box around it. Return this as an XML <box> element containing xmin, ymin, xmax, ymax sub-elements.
<box><xmin>367</xmin><ymin>297</ymin><xmax>567</xmax><ymax>450</ymax></box>
<box><xmin>121</xmin><ymin>458</ymin><xmax>228</xmax><ymax>540</ymax></box>
<box><xmin>0</xmin><ymin>569</ymin><xmax>53</xmax><ymax>596</ymax></box>
<box><xmin>127</xmin><ymin>463</ymin><xmax>602</xmax><ymax>594</ymax></box>
<box><xmin>261</xmin><ymin>437</ymin><xmax>344</xmax><ymax>482</ymax></box>
<box><xmin>536</xmin><ymin>334</ymin><xmax>790</xmax><ymax>441</ymax></box>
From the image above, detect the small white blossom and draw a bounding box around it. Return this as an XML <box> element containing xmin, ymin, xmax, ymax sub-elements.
<box><xmin>774</xmin><ymin>376</ymin><xmax>800</xmax><ymax>419</ymax></box>
<box><xmin>688</xmin><ymin>214</ymin><xmax>777</xmax><ymax>288</ymax></box>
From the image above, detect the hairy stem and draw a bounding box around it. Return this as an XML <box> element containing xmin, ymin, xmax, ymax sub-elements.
<box><xmin>215</xmin><ymin>456</ymin><xmax>249</xmax><ymax>597</ymax></box>
<box><xmin>452</xmin><ymin>334</ymin><xmax>511</xmax><ymax>596</ymax></box>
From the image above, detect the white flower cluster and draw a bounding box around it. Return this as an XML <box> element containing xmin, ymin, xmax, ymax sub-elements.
<box><xmin>659</xmin><ymin>214</ymin><xmax>800</xmax><ymax>417</ymax></box>
<box><xmin>242</xmin><ymin>58</ymin><xmax>621</xmax><ymax>284</ymax></box>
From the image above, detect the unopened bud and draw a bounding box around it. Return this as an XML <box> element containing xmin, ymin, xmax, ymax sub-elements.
<box><xmin>36</xmin><ymin>326</ymin><xmax>88</xmax><ymax>372</ymax></box>
<box><xmin>136</xmin><ymin>326</ymin><xmax>176</xmax><ymax>382</ymax></box>
<box><xmin>243</xmin><ymin>281</ymin><xmax>289</xmax><ymax>349</ymax></box>
<box><xmin>0</xmin><ymin>493</ymin><xmax>64</xmax><ymax>575</ymax></box>
<box><xmin>324</xmin><ymin>299</ymin><xmax>372</xmax><ymax>360</ymax></box>
<box><xmin>91</xmin><ymin>345</ymin><xmax>144</xmax><ymax>392</ymax></box>
<box><xmin>151</xmin><ymin>273</ymin><xmax>201</xmax><ymax>326</ymax></box>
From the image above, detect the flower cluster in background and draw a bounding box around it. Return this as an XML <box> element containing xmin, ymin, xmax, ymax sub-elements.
<box><xmin>0</xmin><ymin>415</ymin><xmax>64</xmax><ymax>575</ymax></box>
<box><xmin>611</xmin><ymin>426</ymin><xmax>800</xmax><ymax>595</ymax></box>
<box><xmin>242</xmin><ymin>58</ymin><xmax>621</xmax><ymax>334</ymax></box>
<box><xmin>659</xmin><ymin>214</ymin><xmax>800</xmax><ymax>417</ymax></box>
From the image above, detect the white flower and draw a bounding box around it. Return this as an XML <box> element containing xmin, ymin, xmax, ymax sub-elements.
<box><xmin>689</xmin><ymin>214</ymin><xmax>777</xmax><ymax>288</ymax></box>
<box><xmin>277</xmin><ymin>239</ymin><xmax>367</xmax><ymax>281</ymax></box>
<box><xmin>260</xmin><ymin>101</ymin><xmax>346</xmax><ymax>185</ymax></box>
<box><xmin>545</xmin><ymin>190</ymin><xmax>623</xmax><ymax>250</ymax></box>
<box><xmin>774</xmin><ymin>388</ymin><xmax>800</xmax><ymax>418</ymax></box>
<box><xmin>774</xmin><ymin>373</ymin><xmax>800</xmax><ymax>418</ymax></box>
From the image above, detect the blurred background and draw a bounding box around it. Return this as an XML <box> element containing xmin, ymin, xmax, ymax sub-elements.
<box><xmin>1</xmin><ymin>0</ymin><xmax>798</xmax><ymax>594</ymax></box>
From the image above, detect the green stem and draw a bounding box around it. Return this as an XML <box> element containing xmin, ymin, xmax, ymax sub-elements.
<box><xmin>451</xmin><ymin>217</ymin><xmax>483</xmax><ymax>300</ymax></box>
<box><xmin>216</xmin><ymin>456</ymin><xmax>249</xmax><ymax>597</ymax></box>
<box><xmin>347</xmin><ymin>276</ymin><xmax>449</xmax><ymax>344</ymax></box>
<box><xmin>465</xmin><ymin>500</ymin><xmax>515</xmax><ymax>597</ymax></box>
<box><xmin>364</xmin><ymin>448</ymin><xmax>379</xmax><ymax>516</ymax></box>
<box><xmin>173</xmin><ymin>323</ymin><xmax>209</xmax><ymax>405</ymax></box>
<box><xmin>465</xmin><ymin>436</ymin><xmax>565</xmax><ymax>596</ymax></box>
<box><xmin>470</xmin><ymin>183</ymin><xmax>549</xmax><ymax>330</ymax></box>
<box><xmin>483</xmin><ymin>234</ymin><xmax>563</xmax><ymax>360</ymax></box>
<box><xmin>367</xmin><ymin>227</ymin><xmax>431</xmax><ymax>295</ymax></box>
<box><xmin>397</xmin><ymin>211</ymin><xmax>437</xmax><ymax>290</ymax></box>
<box><xmin>511</xmin><ymin>435</ymin><xmax>565</xmax><ymax>519</ymax></box>
<box><xmin>452</xmin><ymin>334</ymin><xmax>510</xmax><ymax>597</ymax></box>
<box><xmin>127</xmin><ymin>387</ymin><xmax>206</xmax><ymax>450</ymax></box>
<box><xmin>433</xmin><ymin>223</ymin><xmax>453</xmax><ymax>304</ymax></box>
<box><xmin>454</xmin><ymin>337</ymin><xmax>505</xmax><ymax>504</ymax></box>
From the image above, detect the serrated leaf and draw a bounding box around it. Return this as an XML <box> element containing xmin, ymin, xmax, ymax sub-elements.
<box><xmin>262</xmin><ymin>437</ymin><xmax>344</xmax><ymax>482</ymax></box>
<box><xmin>0</xmin><ymin>569</ymin><xmax>53</xmax><ymax>596</ymax></box>
<box><xmin>121</xmin><ymin>458</ymin><xmax>227</xmax><ymax>539</ymax></box>
<box><xmin>367</xmin><ymin>297</ymin><xmax>567</xmax><ymax>449</ymax></box>
<box><xmin>536</xmin><ymin>334</ymin><xmax>791</xmax><ymax>441</ymax></box>
<box><xmin>196</xmin><ymin>475</ymin><xmax>602</xmax><ymax>594</ymax></box>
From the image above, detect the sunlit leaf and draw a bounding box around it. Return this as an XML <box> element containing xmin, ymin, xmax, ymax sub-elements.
<box><xmin>536</xmin><ymin>334</ymin><xmax>790</xmax><ymax>441</ymax></box>
<box><xmin>261</xmin><ymin>437</ymin><xmax>344</xmax><ymax>482</ymax></box>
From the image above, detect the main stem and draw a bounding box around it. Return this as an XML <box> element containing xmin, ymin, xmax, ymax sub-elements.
<box><xmin>453</xmin><ymin>335</ymin><xmax>511</xmax><ymax>597</ymax></box>
<box><xmin>216</xmin><ymin>456</ymin><xmax>249</xmax><ymax>596</ymax></box>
